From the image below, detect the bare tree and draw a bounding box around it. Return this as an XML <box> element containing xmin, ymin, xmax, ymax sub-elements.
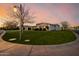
<box><xmin>61</xmin><ymin>21</ymin><xmax>69</xmax><ymax>30</ymax></box>
<box><xmin>13</xmin><ymin>4</ymin><xmax>34</xmax><ymax>40</ymax></box>
<box><xmin>4</xmin><ymin>20</ymin><xmax>18</xmax><ymax>30</ymax></box>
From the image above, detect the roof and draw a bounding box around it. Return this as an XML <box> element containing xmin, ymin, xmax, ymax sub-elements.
<box><xmin>50</xmin><ymin>24</ymin><xmax>60</xmax><ymax>26</ymax></box>
<box><xmin>36</xmin><ymin>23</ymin><xmax>60</xmax><ymax>26</ymax></box>
<box><xmin>36</xmin><ymin>23</ymin><xmax>50</xmax><ymax>25</ymax></box>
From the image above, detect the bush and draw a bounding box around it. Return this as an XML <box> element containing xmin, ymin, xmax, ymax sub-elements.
<box><xmin>0</xmin><ymin>27</ymin><xmax>19</xmax><ymax>30</ymax></box>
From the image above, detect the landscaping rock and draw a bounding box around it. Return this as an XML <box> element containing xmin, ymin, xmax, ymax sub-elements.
<box><xmin>25</xmin><ymin>39</ymin><xmax>30</xmax><ymax>42</ymax></box>
<box><xmin>9</xmin><ymin>38</ymin><xmax>16</xmax><ymax>41</ymax></box>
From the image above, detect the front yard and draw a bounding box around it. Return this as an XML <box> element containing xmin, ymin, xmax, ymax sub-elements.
<box><xmin>2</xmin><ymin>30</ymin><xmax>76</xmax><ymax>45</ymax></box>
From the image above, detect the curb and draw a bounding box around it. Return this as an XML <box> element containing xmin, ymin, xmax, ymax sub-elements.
<box><xmin>0</xmin><ymin>30</ymin><xmax>6</xmax><ymax>37</ymax></box>
<box><xmin>1</xmin><ymin>31</ymin><xmax>79</xmax><ymax>48</ymax></box>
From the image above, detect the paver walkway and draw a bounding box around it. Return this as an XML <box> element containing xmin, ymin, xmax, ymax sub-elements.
<box><xmin>0</xmin><ymin>31</ymin><xmax>79</xmax><ymax>56</ymax></box>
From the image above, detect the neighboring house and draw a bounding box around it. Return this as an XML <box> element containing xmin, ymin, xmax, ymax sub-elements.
<box><xmin>68</xmin><ymin>27</ymin><xmax>75</xmax><ymax>30</ymax></box>
<box><xmin>74</xmin><ymin>26</ymin><xmax>79</xmax><ymax>30</ymax></box>
<box><xmin>69</xmin><ymin>26</ymin><xmax>79</xmax><ymax>30</ymax></box>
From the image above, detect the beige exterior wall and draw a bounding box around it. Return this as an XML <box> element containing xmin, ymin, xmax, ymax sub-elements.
<box><xmin>24</xmin><ymin>23</ymin><xmax>61</xmax><ymax>31</ymax></box>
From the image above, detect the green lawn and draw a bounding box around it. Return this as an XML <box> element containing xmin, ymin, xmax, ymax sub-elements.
<box><xmin>3</xmin><ymin>30</ymin><xmax>76</xmax><ymax>45</ymax></box>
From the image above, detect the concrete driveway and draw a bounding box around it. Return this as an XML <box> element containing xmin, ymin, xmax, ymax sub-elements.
<box><xmin>0</xmin><ymin>31</ymin><xmax>79</xmax><ymax>56</ymax></box>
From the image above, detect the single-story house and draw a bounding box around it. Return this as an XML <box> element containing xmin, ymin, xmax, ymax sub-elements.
<box><xmin>24</xmin><ymin>23</ymin><xmax>36</xmax><ymax>30</ymax></box>
<box><xmin>49</xmin><ymin>24</ymin><xmax>61</xmax><ymax>31</ymax></box>
<box><xmin>24</xmin><ymin>25</ymin><xmax>36</xmax><ymax>30</ymax></box>
<box><xmin>24</xmin><ymin>23</ymin><xmax>61</xmax><ymax>31</ymax></box>
<box><xmin>36</xmin><ymin>23</ymin><xmax>49</xmax><ymax>31</ymax></box>
<box><xmin>36</xmin><ymin>23</ymin><xmax>61</xmax><ymax>31</ymax></box>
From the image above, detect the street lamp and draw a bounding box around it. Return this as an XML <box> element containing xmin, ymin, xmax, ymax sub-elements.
<box><xmin>13</xmin><ymin>6</ymin><xmax>18</xmax><ymax>12</ymax></box>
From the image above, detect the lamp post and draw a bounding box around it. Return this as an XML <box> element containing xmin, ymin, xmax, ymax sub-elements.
<box><xmin>13</xmin><ymin>6</ymin><xmax>18</xmax><ymax>12</ymax></box>
<box><xmin>13</xmin><ymin>4</ymin><xmax>23</xmax><ymax>40</ymax></box>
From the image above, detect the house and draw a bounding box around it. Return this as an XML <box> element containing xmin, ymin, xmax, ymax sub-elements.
<box><xmin>36</xmin><ymin>23</ymin><xmax>49</xmax><ymax>31</ymax></box>
<box><xmin>36</xmin><ymin>23</ymin><xmax>61</xmax><ymax>31</ymax></box>
<box><xmin>68</xmin><ymin>27</ymin><xmax>75</xmax><ymax>30</ymax></box>
<box><xmin>24</xmin><ymin>23</ymin><xmax>61</xmax><ymax>31</ymax></box>
<box><xmin>49</xmin><ymin>24</ymin><xmax>61</xmax><ymax>31</ymax></box>
<box><xmin>24</xmin><ymin>23</ymin><xmax>36</xmax><ymax>30</ymax></box>
<box><xmin>68</xmin><ymin>26</ymin><xmax>79</xmax><ymax>30</ymax></box>
<box><xmin>24</xmin><ymin>25</ymin><xmax>36</xmax><ymax>30</ymax></box>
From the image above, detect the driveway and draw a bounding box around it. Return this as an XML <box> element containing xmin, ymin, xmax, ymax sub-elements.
<box><xmin>0</xmin><ymin>30</ymin><xmax>79</xmax><ymax>56</ymax></box>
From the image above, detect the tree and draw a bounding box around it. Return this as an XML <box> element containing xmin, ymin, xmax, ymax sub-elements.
<box><xmin>4</xmin><ymin>20</ymin><xmax>18</xmax><ymax>30</ymax></box>
<box><xmin>13</xmin><ymin>4</ymin><xmax>34</xmax><ymax>40</ymax></box>
<box><xmin>61</xmin><ymin>21</ymin><xmax>69</xmax><ymax>30</ymax></box>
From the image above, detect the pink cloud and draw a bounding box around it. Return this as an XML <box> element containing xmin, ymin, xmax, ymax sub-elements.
<box><xmin>0</xmin><ymin>3</ymin><xmax>78</xmax><ymax>26</ymax></box>
<box><xmin>29</xmin><ymin>5</ymin><xmax>60</xmax><ymax>24</ymax></box>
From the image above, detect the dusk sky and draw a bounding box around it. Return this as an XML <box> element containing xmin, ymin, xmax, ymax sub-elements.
<box><xmin>0</xmin><ymin>3</ymin><xmax>79</xmax><ymax>27</ymax></box>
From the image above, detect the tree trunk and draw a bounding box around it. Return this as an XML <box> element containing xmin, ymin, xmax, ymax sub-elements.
<box><xmin>19</xmin><ymin>19</ymin><xmax>23</xmax><ymax>40</ymax></box>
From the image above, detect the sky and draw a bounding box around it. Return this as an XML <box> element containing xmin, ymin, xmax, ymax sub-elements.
<box><xmin>0</xmin><ymin>3</ymin><xmax>79</xmax><ymax>27</ymax></box>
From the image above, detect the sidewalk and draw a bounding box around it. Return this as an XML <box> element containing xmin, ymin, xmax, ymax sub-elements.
<box><xmin>0</xmin><ymin>31</ymin><xmax>79</xmax><ymax>56</ymax></box>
